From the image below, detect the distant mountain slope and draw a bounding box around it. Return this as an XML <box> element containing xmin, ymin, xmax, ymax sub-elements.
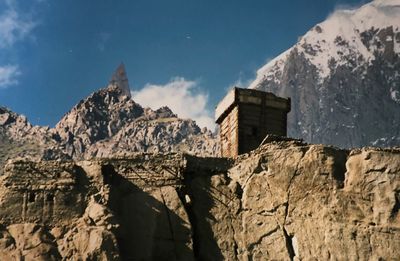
<box><xmin>249</xmin><ymin>0</ymin><xmax>400</xmax><ymax>148</ymax></box>
<box><xmin>85</xmin><ymin>108</ymin><xmax>218</xmax><ymax>158</ymax></box>
<box><xmin>0</xmin><ymin>107</ymin><xmax>68</xmax><ymax>174</ymax></box>
<box><xmin>55</xmin><ymin>64</ymin><xmax>219</xmax><ymax>158</ymax></box>
<box><xmin>1</xmin><ymin>64</ymin><xmax>219</xmax><ymax>169</ymax></box>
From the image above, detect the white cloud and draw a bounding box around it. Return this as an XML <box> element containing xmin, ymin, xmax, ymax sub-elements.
<box><xmin>132</xmin><ymin>77</ymin><xmax>215</xmax><ymax>130</ymax></box>
<box><xmin>0</xmin><ymin>0</ymin><xmax>40</xmax><ymax>89</ymax></box>
<box><xmin>0</xmin><ymin>65</ymin><xmax>20</xmax><ymax>88</ymax></box>
<box><xmin>231</xmin><ymin>71</ymin><xmax>257</xmax><ymax>90</ymax></box>
<box><xmin>0</xmin><ymin>0</ymin><xmax>35</xmax><ymax>48</ymax></box>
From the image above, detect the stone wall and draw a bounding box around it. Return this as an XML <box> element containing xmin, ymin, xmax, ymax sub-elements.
<box><xmin>0</xmin><ymin>161</ymin><xmax>86</xmax><ymax>225</ymax></box>
<box><xmin>0</xmin><ymin>142</ymin><xmax>399</xmax><ymax>260</ymax></box>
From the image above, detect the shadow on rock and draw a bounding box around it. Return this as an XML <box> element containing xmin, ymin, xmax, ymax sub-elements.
<box><xmin>101</xmin><ymin>164</ymin><xmax>194</xmax><ymax>261</ymax></box>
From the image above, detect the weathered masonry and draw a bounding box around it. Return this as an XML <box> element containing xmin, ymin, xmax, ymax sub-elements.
<box><xmin>215</xmin><ymin>87</ymin><xmax>291</xmax><ymax>158</ymax></box>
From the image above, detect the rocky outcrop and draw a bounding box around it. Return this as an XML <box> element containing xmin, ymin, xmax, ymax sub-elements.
<box><xmin>249</xmin><ymin>0</ymin><xmax>400</xmax><ymax>148</ymax></box>
<box><xmin>1</xmin><ymin>140</ymin><xmax>399</xmax><ymax>260</ymax></box>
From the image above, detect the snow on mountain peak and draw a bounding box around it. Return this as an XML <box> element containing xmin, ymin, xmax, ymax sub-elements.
<box><xmin>249</xmin><ymin>0</ymin><xmax>400</xmax><ymax>88</ymax></box>
<box><xmin>372</xmin><ymin>0</ymin><xmax>400</xmax><ymax>7</ymax></box>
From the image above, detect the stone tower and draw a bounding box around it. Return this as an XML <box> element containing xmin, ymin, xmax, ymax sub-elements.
<box><xmin>215</xmin><ymin>87</ymin><xmax>291</xmax><ymax>158</ymax></box>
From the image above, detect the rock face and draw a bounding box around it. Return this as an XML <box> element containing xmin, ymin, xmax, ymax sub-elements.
<box><xmin>228</xmin><ymin>142</ymin><xmax>400</xmax><ymax>260</ymax></box>
<box><xmin>0</xmin><ymin>154</ymin><xmax>229</xmax><ymax>260</ymax></box>
<box><xmin>248</xmin><ymin>0</ymin><xmax>400</xmax><ymax>148</ymax></box>
<box><xmin>0</xmin><ymin>140</ymin><xmax>399</xmax><ymax>260</ymax></box>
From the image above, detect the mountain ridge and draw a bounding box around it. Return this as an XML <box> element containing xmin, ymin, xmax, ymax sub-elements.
<box><xmin>0</xmin><ymin>65</ymin><xmax>219</xmax><ymax>165</ymax></box>
<box><xmin>248</xmin><ymin>0</ymin><xmax>400</xmax><ymax>148</ymax></box>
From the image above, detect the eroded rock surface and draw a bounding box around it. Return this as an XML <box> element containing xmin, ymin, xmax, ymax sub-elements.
<box><xmin>227</xmin><ymin>142</ymin><xmax>400</xmax><ymax>260</ymax></box>
<box><xmin>0</xmin><ymin>141</ymin><xmax>399</xmax><ymax>260</ymax></box>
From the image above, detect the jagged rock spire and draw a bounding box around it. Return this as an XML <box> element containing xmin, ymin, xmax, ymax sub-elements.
<box><xmin>109</xmin><ymin>63</ymin><xmax>131</xmax><ymax>98</ymax></box>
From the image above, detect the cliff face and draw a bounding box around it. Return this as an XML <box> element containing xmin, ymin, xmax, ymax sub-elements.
<box><xmin>1</xmin><ymin>140</ymin><xmax>399</xmax><ymax>260</ymax></box>
<box><xmin>229</xmin><ymin>142</ymin><xmax>400</xmax><ymax>260</ymax></box>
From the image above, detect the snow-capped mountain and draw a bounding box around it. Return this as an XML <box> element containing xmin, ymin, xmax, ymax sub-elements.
<box><xmin>249</xmin><ymin>0</ymin><xmax>400</xmax><ymax>148</ymax></box>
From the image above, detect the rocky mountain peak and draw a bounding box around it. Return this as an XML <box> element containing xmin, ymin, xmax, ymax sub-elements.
<box><xmin>0</xmin><ymin>106</ymin><xmax>40</xmax><ymax>139</ymax></box>
<box><xmin>53</xmin><ymin>65</ymin><xmax>219</xmax><ymax>159</ymax></box>
<box><xmin>0</xmin><ymin>107</ymin><xmax>18</xmax><ymax>126</ymax></box>
<box><xmin>153</xmin><ymin>106</ymin><xmax>177</xmax><ymax>118</ymax></box>
<box><xmin>109</xmin><ymin>63</ymin><xmax>131</xmax><ymax>98</ymax></box>
<box><xmin>55</xmin><ymin>86</ymin><xmax>144</xmax><ymax>158</ymax></box>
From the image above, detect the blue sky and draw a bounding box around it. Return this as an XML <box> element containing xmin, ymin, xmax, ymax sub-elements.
<box><xmin>0</xmin><ymin>0</ymin><xmax>368</xmax><ymax>129</ymax></box>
